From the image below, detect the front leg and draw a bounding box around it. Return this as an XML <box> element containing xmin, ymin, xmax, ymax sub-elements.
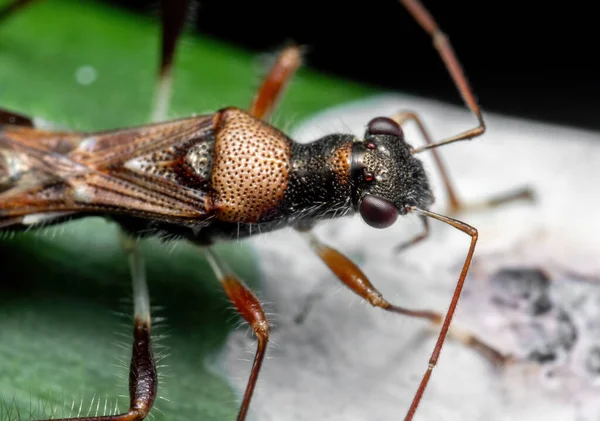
<box><xmin>298</xmin><ymin>223</ymin><xmax>506</xmax><ymax>421</ymax></box>
<box><xmin>393</xmin><ymin>110</ymin><xmax>535</xmax><ymax>216</ymax></box>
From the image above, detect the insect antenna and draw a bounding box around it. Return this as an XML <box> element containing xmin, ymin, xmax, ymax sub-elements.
<box><xmin>393</xmin><ymin>0</ymin><xmax>534</xmax><ymax>214</ymax></box>
<box><xmin>399</xmin><ymin>0</ymin><xmax>485</xmax><ymax>154</ymax></box>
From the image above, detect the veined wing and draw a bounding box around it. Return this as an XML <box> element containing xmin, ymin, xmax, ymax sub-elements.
<box><xmin>0</xmin><ymin>112</ymin><xmax>216</xmax><ymax>227</ymax></box>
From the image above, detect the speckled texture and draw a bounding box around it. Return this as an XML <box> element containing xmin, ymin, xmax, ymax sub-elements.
<box><xmin>281</xmin><ymin>134</ymin><xmax>355</xmax><ymax>223</ymax></box>
<box><xmin>353</xmin><ymin>131</ymin><xmax>434</xmax><ymax>214</ymax></box>
<box><xmin>210</xmin><ymin>108</ymin><xmax>292</xmax><ymax>223</ymax></box>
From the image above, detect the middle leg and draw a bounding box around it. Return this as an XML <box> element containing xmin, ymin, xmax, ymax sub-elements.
<box><xmin>202</xmin><ymin>247</ymin><xmax>270</xmax><ymax>421</ymax></box>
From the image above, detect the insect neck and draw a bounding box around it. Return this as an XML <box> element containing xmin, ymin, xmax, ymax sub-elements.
<box><xmin>283</xmin><ymin>133</ymin><xmax>356</xmax><ymax>223</ymax></box>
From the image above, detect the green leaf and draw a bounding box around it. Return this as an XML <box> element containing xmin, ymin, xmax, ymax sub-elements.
<box><xmin>0</xmin><ymin>1</ymin><xmax>375</xmax><ymax>420</ymax></box>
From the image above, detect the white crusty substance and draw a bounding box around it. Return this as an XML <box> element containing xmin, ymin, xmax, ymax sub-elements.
<box><xmin>219</xmin><ymin>94</ymin><xmax>600</xmax><ymax>421</ymax></box>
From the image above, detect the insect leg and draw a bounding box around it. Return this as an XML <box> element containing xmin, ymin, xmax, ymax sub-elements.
<box><xmin>249</xmin><ymin>45</ymin><xmax>302</xmax><ymax>121</ymax></box>
<box><xmin>300</xmin><ymin>229</ymin><xmax>505</xmax><ymax>419</ymax></box>
<box><xmin>0</xmin><ymin>0</ymin><xmax>37</xmax><ymax>23</ymax></box>
<box><xmin>150</xmin><ymin>0</ymin><xmax>191</xmax><ymax>123</ymax></box>
<box><xmin>114</xmin><ymin>231</ymin><xmax>158</xmax><ymax>421</ymax></box>
<box><xmin>28</xmin><ymin>233</ymin><xmax>157</xmax><ymax>421</ymax></box>
<box><xmin>203</xmin><ymin>248</ymin><xmax>269</xmax><ymax>421</ymax></box>
<box><xmin>393</xmin><ymin>111</ymin><xmax>535</xmax><ymax>214</ymax></box>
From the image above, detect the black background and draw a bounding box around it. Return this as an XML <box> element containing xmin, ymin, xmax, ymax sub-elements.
<box><xmin>103</xmin><ymin>1</ymin><xmax>597</xmax><ymax>132</ymax></box>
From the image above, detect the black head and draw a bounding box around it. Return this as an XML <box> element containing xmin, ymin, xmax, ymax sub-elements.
<box><xmin>351</xmin><ymin>117</ymin><xmax>434</xmax><ymax>228</ymax></box>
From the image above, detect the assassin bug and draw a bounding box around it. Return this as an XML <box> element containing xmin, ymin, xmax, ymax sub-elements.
<box><xmin>0</xmin><ymin>0</ymin><xmax>534</xmax><ymax>420</ymax></box>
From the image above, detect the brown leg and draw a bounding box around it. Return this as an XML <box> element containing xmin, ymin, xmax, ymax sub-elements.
<box><xmin>203</xmin><ymin>248</ymin><xmax>269</xmax><ymax>421</ymax></box>
<box><xmin>393</xmin><ymin>111</ymin><xmax>535</xmax><ymax>214</ymax></box>
<box><xmin>249</xmin><ymin>45</ymin><xmax>302</xmax><ymax>121</ymax></box>
<box><xmin>0</xmin><ymin>0</ymin><xmax>37</xmax><ymax>23</ymax></box>
<box><xmin>150</xmin><ymin>0</ymin><xmax>191</xmax><ymax>122</ymax></box>
<box><xmin>29</xmin><ymin>233</ymin><xmax>157</xmax><ymax>421</ymax></box>
<box><xmin>36</xmin><ymin>322</ymin><xmax>155</xmax><ymax>421</ymax></box>
<box><xmin>300</xmin><ymin>213</ymin><xmax>505</xmax><ymax>421</ymax></box>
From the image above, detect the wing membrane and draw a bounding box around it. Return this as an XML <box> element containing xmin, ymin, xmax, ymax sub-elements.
<box><xmin>0</xmin><ymin>114</ymin><xmax>215</xmax><ymax>227</ymax></box>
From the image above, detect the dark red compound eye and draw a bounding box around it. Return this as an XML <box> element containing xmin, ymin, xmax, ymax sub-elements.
<box><xmin>366</xmin><ymin>117</ymin><xmax>403</xmax><ymax>138</ymax></box>
<box><xmin>359</xmin><ymin>195</ymin><xmax>398</xmax><ymax>229</ymax></box>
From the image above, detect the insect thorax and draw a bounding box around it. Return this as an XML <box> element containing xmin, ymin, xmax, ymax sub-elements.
<box><xmin>198</xmin><ymin>129</ymin><xmax>356</xmax><ymax>243</ymax></box>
